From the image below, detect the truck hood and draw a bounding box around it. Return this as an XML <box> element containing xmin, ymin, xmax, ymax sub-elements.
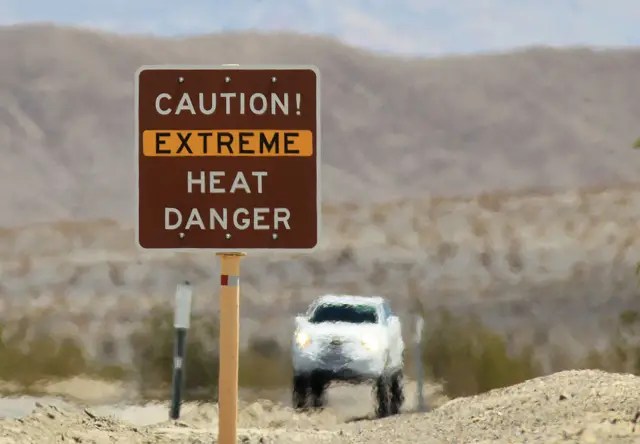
<box><xmin>300</xmin><ymin>321</ymin><xmax>383</xmax><ymax>342</ymax></box>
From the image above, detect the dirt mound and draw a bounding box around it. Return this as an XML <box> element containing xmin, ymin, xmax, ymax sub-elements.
<box><xmin>347</xmin><ymin>370</ymin><xmax>640</xmax><ymax>443</ymax></box>
<box><xmin>0</xmin><ymin>403</ymin><xmax>144</xmax><ymax>443</ymax></box>
<box><xmin>0</xmin><ymin>378</ymin><xmax>444</xmax><ymax>443</ymax></box>
<box><xmin>0</xmin><ymin>401</ymin><xmax>341</xmax><ymax>443</ymax></box>
<box><xmin>3</xmin><ymin>371</ymin><xmax>639</xmax><ymax>443</ymax></box>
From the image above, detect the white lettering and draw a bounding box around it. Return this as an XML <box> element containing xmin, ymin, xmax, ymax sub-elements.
<box><xmin>186</xmin><ymin>171</ymin><xmax>269</xmax><ymax>194</ymax></box>
<box><xmin>155</xmin><ymin>93</ymin><xmax>172</xmax><ymax>115</ymax></box>
<box><xmin>234</xmin><ymin>208</ymin><xmax>250</xmax><ymax>230</ymax></box>
<box><xmin>271</xmin><ymin>93</ymin><xmax>288</xmax><ymax>115</ymax></box>
<box><xmin>249</xmin><ymin>93</ymin><xmax>268</xmax><ymax>115</ymax></box>
<box><xmin>210</xmin><ymin>208</ymin><xmax>227</xmax><ymax>229</ymax></box>
<box><xmin>198</xmin><ymin>93</ymin><xmax>216</xmax><ymax>115</ymax></box>
<box><xmin>162</xmin><ymin>207</ymin><xmax>292</xmax><ymax>230</ymax></box>
<box><xmin>210</xmin><ymin>171</ymin><xmax>226</xmax><ymax>193</ymax></box>
<box><xmin>154</xmin><ymin>92</ymin><xmax>295</xmax><ymax>115</ymax></box>
<box><xmin>187</xmin><ymin>171</ymin><xmax>205</xmax><ymax>194</ymax></box>
<box><xmin>175</xmin><ymin>93</ymin><xmax>196</xmax><ymax>115</ymax></box>
<box><xmin>274</xmin><ymin>208</ymin><xmax>291</xmax><ymax>230</ymax></box>
<box><xmin>220</xmin><ymin>92</ymin><xmax>236</xmax><ymax>114</ymax></box>
<box><xmin>185</xmin><ymin>208</ymin><xmax>205</xmax><ymax>230</ymax></box>
<box><xmin>251</xmin><ymin>171</ymin><xmax>267</xmax><ymax>193</ymax></box>
<box><xmin>253</xmin><ymin>208</ymin><xmax>269</xmax><ymax>230</ymax></box>
<box><xmin>229</xmin><ymin>172</ymin><xmax>250</xmax><ymax>193</ymax></box>
<box><xmin>165</xmin><ymin>208</ymin><xmax>182</xmax><ymax>230</ymax></box>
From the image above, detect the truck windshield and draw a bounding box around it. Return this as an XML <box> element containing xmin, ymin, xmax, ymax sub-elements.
<box><xmin>309</xmin><ymin>303</ymin><xmax>378</xmax><ymax>324</ymax></box>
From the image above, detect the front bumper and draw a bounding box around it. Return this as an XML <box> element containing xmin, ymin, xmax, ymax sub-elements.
<box><xmin>293</xmin><ymin>346</ymin><xmax>386</xmax><ymax>381</ymax></box>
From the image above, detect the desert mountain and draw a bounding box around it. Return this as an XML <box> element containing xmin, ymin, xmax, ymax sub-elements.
<box><xmin>0</xmin><ymin>24</ymin><xmax>639</xmax><ymax>226</ymax></box>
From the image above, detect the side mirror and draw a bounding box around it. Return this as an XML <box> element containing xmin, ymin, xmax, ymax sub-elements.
<box><xmin>295</xmin><ymin>315</ymin><xmax>307</xmax><ymax>327</ymax></box>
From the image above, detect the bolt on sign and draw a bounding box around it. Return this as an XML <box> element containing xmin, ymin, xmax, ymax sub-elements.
<box><xmin>135</xmin><ymin>65</ymin><xmax>321</xmax><ymax>251</ymax></box>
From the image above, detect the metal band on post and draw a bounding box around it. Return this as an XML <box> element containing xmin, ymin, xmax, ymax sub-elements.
<box><xmin>220</xmin><ymin>275</ymin><xmax>240</xmax><ymax>287</ymax></box>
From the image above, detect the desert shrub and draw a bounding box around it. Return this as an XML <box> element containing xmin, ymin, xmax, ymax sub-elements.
<box><xmin>418</xmin><ymin>307</ymin><xmax>540</xmax><ymax>398</ymax></box>
<box><xmin>579</xmin><ymin>310</ymin><xmax>640</xmax><ymax>375</ymax></box>
<box><xmin>247</xmin><ymin>336</ymin><xmax>284</xmax><ymax>358</ymax></box>
<box><xmin>0</xmin><ymin>319</ymin><xmax>85</xmax><ymax>388</ymax></box>
<box><xmin>609</xmin><ymin>310</ymin><xmax>640</xmax><ymax>374</ymax></box>
<box><xmin>416</xmin><ymin>305</ymin><xmax>640</xmax><ymax>400</ymax></box>
<box><xmin>239</xmin><ymin>336</ymin><xmax>291</xmax><ymax>389</ymax></box>
<box><xmin>129</xmin><ymin>308</ymin><xmax>292</xmax><ymax>400</ymax></box>
<box><xmin>0</xmin><ymin>316</ymin><xmax>119</xmax><ymax>390</ymax></box>
<box><xmin>129</xmin><ymin>306</ymin><xmax>220</xmax><ymax>401</ymax></box>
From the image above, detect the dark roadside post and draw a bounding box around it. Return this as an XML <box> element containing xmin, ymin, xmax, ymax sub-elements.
<box><xmin>170</xmin><ymin>281</ymin><xmax>193</xmax><ymax>420</ymax></box>
<box><xmin>414</xmin><ymin>315</ymin><xmax>427</xmax><ymax>412</ymax></box>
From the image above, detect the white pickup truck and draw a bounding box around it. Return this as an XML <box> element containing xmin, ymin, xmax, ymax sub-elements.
<box><xmin>291</xmin><ymin>294</ymin><xmax>405</xmax><ymax>417</ymax></box>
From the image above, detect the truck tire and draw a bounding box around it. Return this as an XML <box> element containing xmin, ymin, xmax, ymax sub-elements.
<box><xmin>310</xmin><ymin>373</ymin><xmax>328</xmax><ymax>408</ymax></box>
<box><xmin>292</xmin><ymin>374</ymin><xmax>309</xmax><ymax>410</ymax></box>
<box><xmin>374</xmin><ymin>375</ymin><xmax>390</xmax><ymax>418</ymax></box>
<box><xmin>389</xmin><ymin>370</ymin><xmax>404</xmax><ymax>415</ymax></box>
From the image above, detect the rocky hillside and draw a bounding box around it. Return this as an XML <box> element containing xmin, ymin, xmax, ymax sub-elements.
<box><xmin>1</xmin><ymin>185</ymin><xmax>638</xmax><ymax>362</ymax></box>
<box><xmin>0</xmin><ymin>24</ymin><xmax>639</xmax><ymax>226</ymax></box>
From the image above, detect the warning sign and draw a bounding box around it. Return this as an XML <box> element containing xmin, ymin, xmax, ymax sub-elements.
<box><xmin>135</xmin><ymin>65</ymin><xmax>320</xmax><ymax>251</ymax></box>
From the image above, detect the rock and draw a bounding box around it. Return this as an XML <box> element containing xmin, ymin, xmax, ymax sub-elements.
<box><xmin>579</xmin><ymin>427</ymin><xmax>598</xmax><ymax>443</ymax></box>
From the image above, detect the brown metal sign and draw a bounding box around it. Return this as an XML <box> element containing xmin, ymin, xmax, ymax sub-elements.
<box><xmin>135</xmin><ymin>65</ymin><xmax>320</xmax><ymax>251</ymax></box>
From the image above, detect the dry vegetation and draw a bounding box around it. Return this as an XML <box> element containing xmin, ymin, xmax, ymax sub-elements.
<box><xmin>0</xmin><ymin>184</ymin><xmax>638</xmax><ymax>406</ymax></box>
<box><xmin>1</xmin><ymin>184</ymin><xmax>639</xmax><ymax>358</ymax></box>
<box><xmin>2</xmin><ymin>302</ymin><xmax>640</xmax><ymax>404</ymax></box>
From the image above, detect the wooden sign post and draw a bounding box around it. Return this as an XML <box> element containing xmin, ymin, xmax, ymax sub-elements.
<box><xmin>217</xmin><ymin>252</ymin><xmax>244</xmax><ymax>444</ymax></box>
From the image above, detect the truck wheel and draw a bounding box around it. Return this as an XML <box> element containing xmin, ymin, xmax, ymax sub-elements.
<box><xmin>374</xmin><ymin>375</ymin><xmax>390</xmax><ymax>418</ymax></box>
<box><xmin>292</xmin><ymin>375</ymin><xmax>310</xmax><ymax>410</ymax></box>
<box><xmin>310</xmin><ymin>374</ymin><xmax>327</xmax><ymax>409</ymax></box>
<box><xmin>390</xmin><ymin>370</ymin><xmax>404</xmax><ymax>415</ymax></box>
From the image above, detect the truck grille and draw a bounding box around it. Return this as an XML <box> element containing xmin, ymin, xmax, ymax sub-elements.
<box><xmin>324</xmin><ymin>350</ymin><xmax>347</xmax><ymax>366</ymax></box>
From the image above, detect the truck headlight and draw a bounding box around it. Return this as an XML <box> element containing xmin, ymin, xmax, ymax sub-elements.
<box><xmin>295</xmin><ymin>331</ymin><xmax>311</xmax><ymax>348</ymax></box>
<box><xmin>361</xmin><ymin>334</ymin><xmax>379</xmax><ymax>351</ymax></box>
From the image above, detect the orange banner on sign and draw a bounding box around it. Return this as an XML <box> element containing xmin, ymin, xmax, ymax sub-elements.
<box><xmin>142</xmin><ymin>130</ymin><xmax>313</xmax><ymax>157</ymax></box>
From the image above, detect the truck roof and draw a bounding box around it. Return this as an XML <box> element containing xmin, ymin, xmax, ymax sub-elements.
<box><xmin>312</xmin><ymin>294</ymin><xmax>384</xmax><ymax>306</ymax></box>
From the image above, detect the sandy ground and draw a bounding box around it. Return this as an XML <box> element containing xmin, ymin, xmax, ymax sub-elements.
<box><xmin>1</xmin><ymin>371</ymin><xmax>640</xmax><ymax>443</ymax></box>
<box><xmin>0</xmin><ymin>379</ymin><xmax>445</xmax><ymax>443</ymax></box>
